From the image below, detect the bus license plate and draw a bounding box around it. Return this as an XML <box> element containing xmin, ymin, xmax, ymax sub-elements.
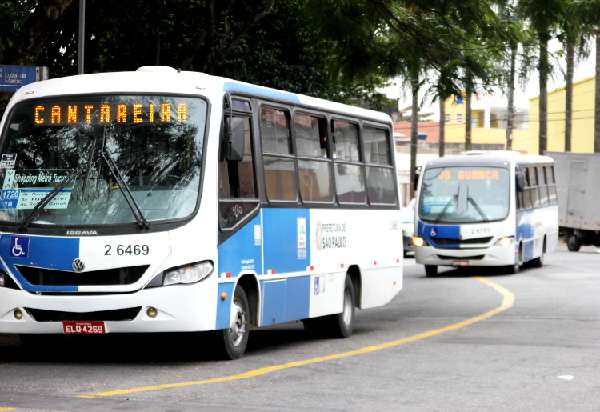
<box><xmin>452</xmin><ymin>260</ymin><xmax>470</xmax><ymax>266</ymax></box>
<box><xmin>62</xmin><ymin>321</ymin><xmax>107</xmax><ymax>335</ymax></box>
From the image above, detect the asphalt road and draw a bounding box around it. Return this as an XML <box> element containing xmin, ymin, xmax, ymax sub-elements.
<box><xmin>1</xmin><ymin>245</ymin><xmax>599</xmax><ymax>411</ymax></box>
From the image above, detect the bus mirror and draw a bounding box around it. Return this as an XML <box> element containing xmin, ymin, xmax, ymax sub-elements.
<box><xmin>224</xmin><ymin>118</ymin><xmax>244</xmax><ymax>162</ymax></box>
<box><xmin>516</xmin><ymin>172</ymin><xmax>525</xmax><ymax>191</ymax></box>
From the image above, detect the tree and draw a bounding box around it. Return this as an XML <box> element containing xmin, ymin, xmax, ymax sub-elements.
<box><xmin>579</xmin><ymin>0</ymin><xmax>600</xmax><ymax>152</ymax></box>
<box><xmin>497</xmin><ymin>0</ymin><xmax>527</xmax><ymax>150</ymax></box>
<box><xmin>557</xmin><ymin>0</ymin><xmax>592</xmax><ymax>152</ymax></box>
<box><xmin>519</xmin><ymin>0</ymin><xmax>565</xmax><ymax>154</ymax></box>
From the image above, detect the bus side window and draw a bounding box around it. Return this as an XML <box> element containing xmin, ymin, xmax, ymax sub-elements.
<box><xmin>527</xmin><ymin>167</ymin><xmax>539</xmax><ymax>208</ymax></box>
<box><xmin>332</xmin><ymin>119</ymin><xmax>366</xmax><ymax>204</ymax></box>
<box><xmin>363</xmin><ymin>126</ymin><xmax>396</xmax><ymax>205</ymax></box>
<box><xmin>546</xmin><ymin>165</ymin><xmax>557</xmax><ymax>204</ymax></box>
<box><xmin>219</xmin><ymin>114</ymin><xmax>259</xmax><ymax>230</ymax></box>
<box><xmin>538</xmin><ymin>166</ymin><xmax>548</xmax><ymax>206</ymax></box>
<box><xmin>261</xmin><ymin>106</ymin><xmax>298</xmax><ymax>202</ymax></box>
<box><xmin>294</xmin><ymin>112</ymin><xmax>334</xmax><ymax>203</ymax></box>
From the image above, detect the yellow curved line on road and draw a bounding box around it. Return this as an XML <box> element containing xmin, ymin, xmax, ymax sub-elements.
<box><xmin>80</xmin><ymin>276</ymin><xmax>514</xmax><ymax>399</ymax></box>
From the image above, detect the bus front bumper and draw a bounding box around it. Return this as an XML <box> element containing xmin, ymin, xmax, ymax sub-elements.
<box><xmin>415</xmin><ymin>245</ymin><xmax>515</xmax><ymax>267</ymax></box>
<box><xmin>0</xmin><ymin>282</ymin><xmax>217</xmax><ymax>334</ymax></box>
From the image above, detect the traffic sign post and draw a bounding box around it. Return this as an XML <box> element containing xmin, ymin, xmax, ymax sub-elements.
<box><xmin>0</xmin><ymin>65</ymin><xmax>48</xmax><ymax>92</ymax></box>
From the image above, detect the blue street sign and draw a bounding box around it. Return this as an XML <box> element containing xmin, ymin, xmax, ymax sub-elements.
<box><xmin>0</xmin><ymin>65</ymin><xmax>44</xmax><ymax>92</ymax></box>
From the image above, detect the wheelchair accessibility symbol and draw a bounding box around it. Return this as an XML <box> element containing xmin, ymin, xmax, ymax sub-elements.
<box><xmin>10</xmin><ymin>236</ymin><xmax>29</xmax><ymax>258</ymax></box>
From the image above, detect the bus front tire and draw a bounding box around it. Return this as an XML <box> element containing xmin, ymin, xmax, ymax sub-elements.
<box><xmin>424</xmin><ymin>265</ymin><xmax>438</xmax><ymax>277</ymax></box>
<box><xmin>219</xmin><ymin>286</ymin><xmax>250</xmax><ymax>360</ymax></box>
<box><xmin>567</xmin><ymin>235</ymin><xmax>581</xmax><ymax>252</ymax></box>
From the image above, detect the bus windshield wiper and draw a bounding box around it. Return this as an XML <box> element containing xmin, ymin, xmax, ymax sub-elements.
<box><xmin>467</xmin><ymin>196</ymin><xmax>489</xmax><ymax>222</ymax></box>
<box><xmin>433</xmin><ymin>197</ymin><xmax>455</xmax><ymax>223</ymax></box>
<box><xmin>100</xmin><ymin>149</ymin><xmax>150</xmax><ymax>230</ymax></box>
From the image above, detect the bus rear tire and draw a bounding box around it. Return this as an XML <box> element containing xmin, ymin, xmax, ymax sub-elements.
<box><xmin>567</xmin><ymin>235</ymin><xmax>581</xmax><ymax>252</ymax></box>
<box><xmin>324</xmin><ymin>277</ymin><xmax>355</xmax><ymax>338</ymax></box>
<box><xmin>425</xmin><ymin>265</ymin><xmax>438</xmax><ymax>277</ymax></box>
<box><xmin>218</xmin><ymin>286</ymin><xmax>250</xmax><ymax>360</ymax></box>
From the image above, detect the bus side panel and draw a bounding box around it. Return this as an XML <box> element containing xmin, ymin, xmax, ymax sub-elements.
<box><xmin>259</xmin><ymin>276</ymin><xmax>310</xmax><ymax>326</ymax></box>
<box><xmin>309</xmin><ymin>208</ymin><xmax>403</xmax><ymax>315</ymax></box>
<box><xmin>258</xmin><ymin>208</ymin><xmax>311</xmax><ymax>326</ymax></box>
<box><xmin>262</xmin><ymin>208</ymin><xmax>310</xmax><ymax>274</ymax></box>
<box><xmin>517</xmin><ymin>210</ymin><xmax>535</xmax><ymax>262</ymax></box>
<box><xmin>216</xmin><ymin>214</ymin><xmax>262</xmax><ymax>330</ymax></box>
<box><xmin>217</xmin><ymin>214</ymin><xmax>263</xmax><ymax>278</ymax></box>
<box><xmin>517</xmin><ymin>206</ymin><xmax>559</xmax><ymax>263</ymax></box>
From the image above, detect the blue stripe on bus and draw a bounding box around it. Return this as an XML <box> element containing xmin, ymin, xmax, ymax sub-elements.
<box><xmin>0</xmin><ymin>235</ymin><xmax>79</xmax><ymax>293</ymax></box>
<box><xmin>217</xmin><ymin>214</ymin><xmax>262</xmax><ymax>278</ymax></box>
<box><xmin>224</xmin><ymin>82</ymin><xmax>301</xmax><ymax>105</ymax></box>
<box><xmin>262</xmin><ymin>208</ymin><xmax>310</xmax><ymax>274</ymax></box>
<box><xmin>285</xmin><ymin>276</ymin><xmax>310</xmax><ymax>321</ymax></box>
<box><xmin>418</xmin><ymin>220</ymin><xmax>461</xmax><ymax>249</ymax></box>
<box><xmin>517</xmin><ymin>209</ymin><xmax>536</xmax><ymax>261</ymax></box>
<box><xmin>260</xmin><ymin>275</ymin><xmax>310</xmax><ymax>326</ymax></box>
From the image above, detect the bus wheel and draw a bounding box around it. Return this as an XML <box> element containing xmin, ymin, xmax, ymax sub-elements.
<box><xmin>328</xmin><ymin>277</ymin><xmax>356</xmax><ymax>338</ymax></box>
<box><xmin>425</xmin><ymin>265</ymin><xmax>438</xmax><ymax>277</ymax></box>
<box><xmin>567</xmin><ymin>234</ymin><xmax>581</xmax><ymax>252</ymax></box>
<box><xmin>220</xmin><ymin>286</ymin><xmax>250</xmax><ymax>360</ymax></box>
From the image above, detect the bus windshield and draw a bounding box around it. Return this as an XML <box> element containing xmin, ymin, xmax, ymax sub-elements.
<box><xmin>0</xmin><ymin>94</ymin><xmax>206</xmax><ymax>228</ymax></box>
<box><xmin>418</xmin><ymin>166</ymin><xmax>510</xmax><ymax>223</ymax></box>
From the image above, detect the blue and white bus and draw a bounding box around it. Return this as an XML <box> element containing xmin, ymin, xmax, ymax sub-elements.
<box><xmin>0</xmin><ymin>67</ymin><xmax>403</xmax><ymax>358</ymax></box>
<box><xmin>414</xmin><ymin>151</ymin><xmax>558</xmax><ymax>276</ymax></box>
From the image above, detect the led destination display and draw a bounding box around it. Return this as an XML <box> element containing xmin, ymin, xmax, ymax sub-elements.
<box><xmin>32</xmin><ymin>101</ymin><xmax>188</xmax><ymax>126</ymax></box>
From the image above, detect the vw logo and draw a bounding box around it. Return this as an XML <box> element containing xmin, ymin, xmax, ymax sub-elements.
<box><xmin>430</xmin><ymin>227</ymin><xmax>437</xmax><ymax>237</ymax></box>
<box><xmin>72</xmin><ymin>258</ymin><xmax>85</xmax><ymax>273</ymax></box>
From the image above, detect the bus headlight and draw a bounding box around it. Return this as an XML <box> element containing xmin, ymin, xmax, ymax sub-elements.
<box><xmin>412</xmin><ymin>236</ymin><xmax>428</xmax><ymax>247</ymax></box>
<box><xmin>147</xmin><ymin>261</ymin><xmax>214</xmax><ymax>288</ymax></box>
<box><xmin>494</xmin><ymin>236</ymin><xmax>515</xmax><ymax>247</ymax></box>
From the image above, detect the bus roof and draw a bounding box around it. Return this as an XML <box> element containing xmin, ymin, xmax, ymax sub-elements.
<box><xmin>424</xmin><ymin>151</ymin><xmax>555</xmax><ymax>168</ymax></box>
<box><xmin>7</xmin><ymin>66</ymin><xmax>391</xmax><ymax>124</ymax></box>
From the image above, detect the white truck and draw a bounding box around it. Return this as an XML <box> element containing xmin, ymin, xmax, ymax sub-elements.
<box><xmin>548</xmin><ymin>152</ymin><xmax>600</xmax><ymax>251</ymax></box>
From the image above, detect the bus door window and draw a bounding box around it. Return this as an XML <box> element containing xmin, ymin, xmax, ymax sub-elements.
<box><xmin>219</xmin><ymin>111</ymin><xmax>258</xmax><ymax>231</ymax></box>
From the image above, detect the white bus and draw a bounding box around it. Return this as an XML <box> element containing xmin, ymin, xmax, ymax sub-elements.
<box><xmin>414</xmin><ymin>151</ymin><xmax>558</xmax><ymax>276</ymax></box>
<box><xmin>0</xmin><ymin>67</ymin><xmax>403</xmax><ymax>358</ymax></box>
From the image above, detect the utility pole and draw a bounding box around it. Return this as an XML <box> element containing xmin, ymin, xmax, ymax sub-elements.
<box><xmin>78</xmin><ymin>0</ymin><xmax>86</xmax><ymax>74</ymax></box>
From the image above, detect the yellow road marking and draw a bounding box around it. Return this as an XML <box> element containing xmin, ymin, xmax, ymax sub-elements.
<box><xmin>0</xmin><ymin>407</ymin><xmax>16</xmax><ymax>411</ymax></box>
<box><xmin>80</xmin><ymin>276</ymin><xmax>514</xmax><ymax>399</ymax></box>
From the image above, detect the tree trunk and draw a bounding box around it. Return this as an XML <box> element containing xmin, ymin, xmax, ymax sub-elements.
<box><xmin>439</xmin><ymin>95</ymin><xmax>445</xmax><ymax>157</ymax></box>
<box><xmin>465</xmin><ymin>73</ymin><xmax>472</xmax><ymax>151</ymax></box>
<box><xmin>506</xmin><ymin>40</ymin><xmax>516</xmax><ymax>150</ymax></box>
<box><xmin>538</xmin><ymin>33</ymin><xmax>549</xmax><ymax>155</ymax></box>
<box><xmin>565</xmin><ymin>38</ymin><xmax>574</xmax><ymax>152</ymax></box>
<box><xmin>409</xmin><ymin>70</ymin><xmax>419</xmax><ymax>200</ymax></box>
<box><xmin>594</xmin><ymin>30</ymin><xmax>600</xmax><ymax>152</ymax></box>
